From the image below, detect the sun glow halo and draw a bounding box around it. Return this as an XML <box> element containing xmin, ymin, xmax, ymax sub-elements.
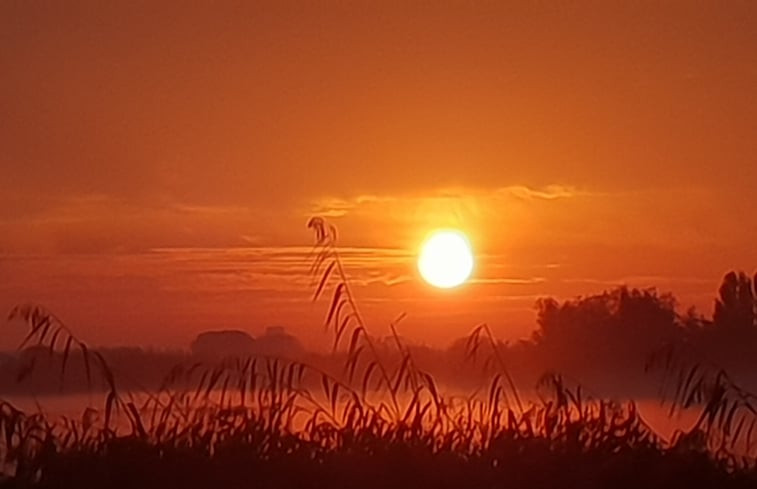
<box><xmin>418</xmin><ymin>230</ymin><xmax>474</xmax><ymax>288</ymax></box>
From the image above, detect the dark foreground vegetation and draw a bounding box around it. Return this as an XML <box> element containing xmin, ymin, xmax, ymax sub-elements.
<box><xmin>2</xmin><ymin>218</ymin><xmax>757</xmax><ymax>488</ymax></box>
<box><xmin>5</xmin><ymin>390</ymin><xmax>756</xmax><ymax>489</ymax></box>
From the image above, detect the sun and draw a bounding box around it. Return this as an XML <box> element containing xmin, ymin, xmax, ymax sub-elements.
<box><xmin>418</xmin><ymin>230</ymin><xmax>474</xmax><ymax>288</ymax></box>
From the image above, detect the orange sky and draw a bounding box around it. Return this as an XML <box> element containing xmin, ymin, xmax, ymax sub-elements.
<box><xmin>1</xmin><ymin>2</ymin><xmax>756</xmax><ymax>349</ymax></box>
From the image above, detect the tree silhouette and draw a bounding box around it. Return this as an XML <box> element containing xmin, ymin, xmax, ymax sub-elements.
<box><xmin>533</xmin><ymin>287</ymin><xmax>679</xmax><ymax>345</ymax></box>
<box><xmin>713</xmin><ymin>271</ymin><xmax>756</xmax><ymax>331</ymax></box>
<box><xmin>531</xmin><ymin>286</ymin><xmax>682</xmax><ymax>378</ymax></box>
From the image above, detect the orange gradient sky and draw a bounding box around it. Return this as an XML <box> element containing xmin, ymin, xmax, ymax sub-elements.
<box><xmin>2</xmin><ymin>2</ymin><xmax>756</xmax><ymax>349</ymax></box>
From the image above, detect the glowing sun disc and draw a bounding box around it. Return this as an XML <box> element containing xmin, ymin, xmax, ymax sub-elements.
<box><xmin>418</xmin><ymin>230</ymin><xmax>474</xmax><ymax>288</ymax></box>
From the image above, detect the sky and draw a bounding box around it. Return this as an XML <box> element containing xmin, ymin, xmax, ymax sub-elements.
<box><xmin>1</xmin><ymin>1</ymin><xmax>756</xmax><ymax>349</ymax></box>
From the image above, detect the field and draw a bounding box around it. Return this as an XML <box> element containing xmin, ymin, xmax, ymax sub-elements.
<box><xmin>2</xmin><ymin>221</ymin><xmax>757</xmax><ymax>488</ymax></box>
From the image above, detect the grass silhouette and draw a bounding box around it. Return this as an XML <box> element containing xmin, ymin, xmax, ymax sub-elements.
<box><xmin>1</xmin><ymin>219</ymin><xmax>757</xmax><ymax>488</ymax></box>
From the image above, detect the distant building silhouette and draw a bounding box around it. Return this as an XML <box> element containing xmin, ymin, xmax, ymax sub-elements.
<box><xmin>190</xmin><ymin>330</ymin><xmax>256</xmax><ymax>358</ymax></box>
<box><xmin>190</xmin><ymin>327</ymin><xmax>304</xmax><ymax>359</ymax></box>
<box><xmin>254</xmin><ymin>326</ymin><xmax>304</xmax><ymax>358</ymax></box>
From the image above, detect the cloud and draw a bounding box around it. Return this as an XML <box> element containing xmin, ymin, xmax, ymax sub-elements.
<box><xmin>145</xmin><ymin>245</ymin><xmax>414</xmax><ymax>293</ymax></box>
<box><xmin>308</xmin><ymin>194</ymin><xmax>399</xmax><ymax>217</ymax></box>
<box><xmin>470</xmin><ymin>277</ymin><xmax>547</xmax><ymax>285</ymax></box>
<box><xmin>308</xmin><ymin>184</ymin><xmax>578</xmax><ymax>219</ymax></box>
<box><xmin>560</xmin><ymin>276</ymin><xmax>717</xmax><ymax>287</ymax></box>
<box><xmin>0</xmin><ymin>194</ymin><xmax>299</xmax><ymax>254</ymax></box>
<box><xmin>309</xmin><ymin>198</ymin><xmax>356</xmax><ymax>217</ymax></box>
<box><xmin>503</xmin><ymin>185</ymin><xmax>577</xmax><ymax>201</ymax></box>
